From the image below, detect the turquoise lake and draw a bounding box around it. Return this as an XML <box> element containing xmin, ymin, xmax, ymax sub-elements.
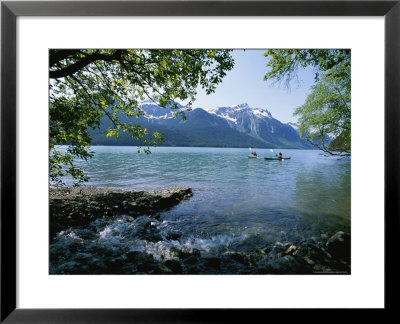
<box><xmin>51</xmin><ymin>146</ymin><xmax>350</xmax><ymax>273</ymax></box>
<box><xmin>63</xmin><ymin>146</ymin><xmax>350</xmax><ymax>242</ymax></box>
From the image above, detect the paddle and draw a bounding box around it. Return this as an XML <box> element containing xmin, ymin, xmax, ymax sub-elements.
<box><xmin>269</xmin><ymin>149</ymin><xmax>284</xmax><ymax>160</ymax></box>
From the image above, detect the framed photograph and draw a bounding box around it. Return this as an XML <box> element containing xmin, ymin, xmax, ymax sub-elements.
<box><xmin>1</xmin><ymin>0</ymin><xmax>398</xmax><ymax>321</ymax></box>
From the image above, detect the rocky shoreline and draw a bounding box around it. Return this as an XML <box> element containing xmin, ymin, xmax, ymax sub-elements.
<box><xmin>49</xmin><ymin>185</ymin><xmax>193</xmax><ymax>239</ymax></box>
<box><xmin>49</xmin><ymin>186</ymin><xmax>350</xmax><ymax>275</ymax></box>
<box><xmin>109</xmin><ymin>230</ymin><xmax>351</xmax><ymax>275</ymax></box>
<box><xmin>116</xmin><ymin>231</ymin><xmax>351</xmax><ymax>275</ymax></box>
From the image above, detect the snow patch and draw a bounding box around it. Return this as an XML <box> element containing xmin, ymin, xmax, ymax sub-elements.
<box><xmin>287</xmin><ymin>122</ymin><xmax>299</xmax><ymax>130</ymax></box>
<box><xmin>207</xmin><ymin>103</ymin><xmax>273</xmax><ymax>124</ymax></box>
<box><xmin>253</xmin><ymin>108</ymin><xmax>272</xmax><ymax>119</ymax></box>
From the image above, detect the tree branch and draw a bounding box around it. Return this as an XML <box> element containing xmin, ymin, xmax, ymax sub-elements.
<box><xmin>49</xmin><ymin>49</ymin><xmax>82</xmax><ymax>67</ymax></box>
<box><xmin>50</xmin><ymin>50</ymin><xmax>123</xmax><ymax>79</ymax></box>
<box><xmin>68</xmin><ymin>74</ymin><xmax>120</xmax><ymax>129</ymax></box>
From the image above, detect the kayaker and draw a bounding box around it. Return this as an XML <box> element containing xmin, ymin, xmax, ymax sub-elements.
<box><xmin>276</xmin><ymin>152</ymin><xmax>283</xmax><ymax>159</ymax></box>
<box><xmin>251</xmin><ymin>151</ymin><xmax>258</xmax><ymax>157</ymax></box>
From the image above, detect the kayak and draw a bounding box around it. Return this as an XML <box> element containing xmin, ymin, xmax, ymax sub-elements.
<box><xmin>248</xmin><ymin>155</ymin><xmax>258</xmax><ymax>159</ymax></box>
<box><xmin>264</xmin><ymin>157</ymin><xmax>291</xmax><ymax>160</ymax></box>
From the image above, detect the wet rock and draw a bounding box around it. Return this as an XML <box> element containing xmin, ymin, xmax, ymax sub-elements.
<box><xmin>143</xmin><ymin>233</ymin><xmax>163</xmax><ymax>243</ymax></box>
<box><xmin>137</xmin><ymin>262</ymin><xmax>155</xmax><ymax>273</ymax></box>
<box><xmin>123</xmin><ymin>252</ymin><xmax>135</xmax><ymax>262</ymax></box>
<box><xmin>225</xmin><ymin>252</ymin><xmax>253</xmax><ymax>266</ymax></box>
<box><xmin>326</xmin><ymin>232</ymin><xmax>350</xmax><ymax>262</ymax></box>
<box><xmin>227</xmin><ymin>252</ymin><xmax>247</xmax><ymax>264</ymax></box>
<box><xmin>270</xmin><ymin>255</ymin><xmax>300</xmax><ymax>273</ymax></box>
<box><xmin>126</xmin><ymin>251</ymin><xmax>154</xmax><ymax>264</ymax></box>
<box><xmin>154</xmin><ymin>263</ymin><xmax>173</xmax><ymax>274</ymax></box>
<box><xmin>183</xmin><ymin>255</ymin><xmax>198</xmax><ymax>265</ymax></box>
<box><xmin>176</xmin><ymin>247</ymin><xmax>201</xmax><ymax>259</ymax></box>
<box><xmin>254</xmin><ymin>249</ymin><xmax>268</xmax><ymax>258</ymax></box>
<box><xmin>297</xmin><ymin>243</ymin><xmax>334</xmax><ymax>272</ymax></box>
<box><xmin>104</xmin><ymin>258</ymin><xmax>130</xmax><ymax>274</ymax></box>
<box><xmin>134</xmin><ymin>218</ymin><xmax>153</xmax><ymax>232</ymax></box>
<box><xmin>169</xmin><ymin>247</ymin><xmax>181</xmax><ymax>259</ymax></box>
<box><xmin>306</xmin><ymin>243</ymin><xmax>328</xmax><ymax>260</ymax></box>
<box><xmin>121</xmin><ymin>251</ymin><xmax>157</xmax><ymax>273</ymax></box>
<box><xmin>185</xmin><ymin>247</ymin><xmax>201</xmax><ymax>257</ymax></box>
<box><xmin>257</xmin><ymin>258</ymin><xmax>271</xmax><ymax>274</ymax></box>
<box><xmin>303</xmin><ymin>256</ymin><xmax>315</xmax><ymax>265</ymax></box>
<box><xmin>166</xmin><ymin>231</ymin><xmax>182</xmax><ymax>241</ymax></box>
<box><xmin>165</xmin><ymin>259</ymin><xmax>183</xmax><ymax>274</ymax></box>
<box><xmin>204</xmin><ymin>257</ymin><xmax>221</xmax><ymax>269</ymax></box>
<box><xmin>269</xmin><ymin>242</ymin><xmax>291</xmax><ymax>258</ymax></box>
<box><xmin>320</xmin><ymin>247</ymin><xmax>332</xmax><ymax>259</ymax></box>
<box><xmin>133</xmin><ymin>217</ymin><xmax>162</xmax><ymax>242</ymax></box>
<box><xmin>258</xmin><ymin>255</ymin><xmax>300</xmax><ymax>274</ymax></box>
<box><xmin>235</xmin><ymin>234</ymin><xmax>271</xmax><ymax>252</ymax></box>
<box><xmin>137</xmin><ymin>252</ymin><xmax>155</xmax><ymax>265</ymax></box>
<box><xmin>284</xmin><ymin>245</ymin><xmax>297</xmax><ymax>255</ymax></box>
<box><xmin>187</xmin><ymin>265</ymin><xmax>200</xmax><ymax>274</ymax></box>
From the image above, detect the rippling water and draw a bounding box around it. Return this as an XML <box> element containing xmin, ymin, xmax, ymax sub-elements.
<box><xmin>51</xmin><ymin>146</ymin><xmax>350</xmax><ymax>273</ymax></box>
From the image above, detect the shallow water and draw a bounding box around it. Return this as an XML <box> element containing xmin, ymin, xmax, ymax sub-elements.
<box><xmin>51</xmin><ymin>146</ymin><xmax>350</xmax><ymax>274</ymax></box>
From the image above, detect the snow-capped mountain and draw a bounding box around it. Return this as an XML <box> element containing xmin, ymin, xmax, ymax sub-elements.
<box><xmin>207</xmin><ymin>103</ymin><xmax>273</xmax><ymax>124</ymax></box>
<box><xmin>138</xmin><ymin>99</ymin><xmax>184</xmax><ymax>119</ymax></box>
<box><xmin>90</xmin><ymin>101</ymin><xmax>312</xmax><ymax>149</ymax></box>
<box><xmin>198</xmin><ymin>103</ymin><xmax>308</xmax><ymax>148</ymax></box>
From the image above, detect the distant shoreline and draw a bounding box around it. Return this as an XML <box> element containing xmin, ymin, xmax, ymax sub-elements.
<box><xmin>54</xmin><ymin>144</ymin><xmax>317</xmax><ymax>150</ymax></box>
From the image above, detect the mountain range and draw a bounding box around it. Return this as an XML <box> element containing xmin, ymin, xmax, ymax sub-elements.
<box><xmin>89</xmin><ymin>100</ymin><xmax>313</xmax><ymax>149</ymax></box>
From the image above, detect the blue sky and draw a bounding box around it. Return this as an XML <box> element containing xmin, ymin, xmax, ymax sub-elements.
<box><xmin>192</xmin><ymin>50</ymin><xmax>316</xmax><ymax>124</ymax></box>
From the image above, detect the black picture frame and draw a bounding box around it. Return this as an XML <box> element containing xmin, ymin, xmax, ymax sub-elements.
<box><xmin>1</xmin><ymin>0</ymin><xmax>398</xmax><ymax>321</ymax></box>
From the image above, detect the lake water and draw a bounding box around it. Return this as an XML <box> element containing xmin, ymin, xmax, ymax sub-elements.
<box><xmin>51</xmin><ymin>146</ymin><xmax>350</xmax><ymax>273</ymax></box>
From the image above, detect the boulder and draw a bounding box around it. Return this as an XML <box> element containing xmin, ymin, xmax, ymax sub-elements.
<box><xmin>204</xmin><ymin>257</ymin><xmax>221</xmax><ymax>269</ymax></box>
<box><xmin>169</xmin><ymin>247</ymin><xmax>181</xmax><ymax>258</ymax></box>
<box><xmin>165</xmin><ymin>259</ymin><xmax>183</xmax><ymax>273</ymax></box>
<box><xmin>183</xmin><ymin>255</ymin><xmax>199</xmax><ymax>265</ymax></box>
<box><xmin>284</xmin><ymin>244</ymin><xmax>297</xmax><ymax>255</ymax></box>
<box><xmin>326</xmin><ymin>232</ymin><xmax>350</xmax><ymax>262</ymax></box>
<box><xmin>126</xmin><ymin>251</ymin><xmax>155</xmax><ymax>273</ymax></box>
<box><xmin>177</xmin><ymin>247</ymin><xmax>201</xmax><ymax>259</ymax></box>
<box><xmin>226</xmin><ymin>252</ymin><xmax>252</xmax><ymax>265</ymax></box>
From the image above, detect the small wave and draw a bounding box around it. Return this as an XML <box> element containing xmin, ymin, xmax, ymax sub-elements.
<box><xmin>50</xmin><ymin>212</ymin><xmax>254</xmax><ymax>274</ymax></box>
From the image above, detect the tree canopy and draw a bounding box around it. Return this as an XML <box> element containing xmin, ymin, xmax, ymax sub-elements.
<box><xmin>264</xmin><ymin>49</ymin><xmax>350</xmax><ymax>87</ymax></box>
<box><xmin>50</xmin><ymin>49</ymin><xmax>234</xmax><ymax>185</ymax></box>
<box><xmin>263</xmin><ymin>49</ymin><xmax>351</xmax><ymax>155</ymax></box>
<box><xmin>294</xmin><ymin>63</ymin><xmax>351</xmax><ymax>155</ymax></box>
